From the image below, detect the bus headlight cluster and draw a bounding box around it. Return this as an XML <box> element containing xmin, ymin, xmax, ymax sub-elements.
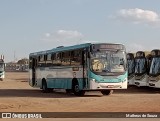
<box><xmin>92</xmin><ymin>79</ymin><xmax>96</xmax><ymax>82</ymax></box>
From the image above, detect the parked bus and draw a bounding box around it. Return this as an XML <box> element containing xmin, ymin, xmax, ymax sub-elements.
<box><xmin>134</xmin><ymin>51</ymin><xmax>150</xmax><ymax>86</ymax></box>
<box><xmin>127</xmin><ymin>53</ymin><xmax>135</xmax><ymax>85</ymax></box>
<box><xmin>29</xmin><ymin>43</ymin><xmax>127</xmax><ymax>96</ymax></box>
<box><xmin>0</xmin><ymin>59</ymin><xmax>5</xmax><ymax>81</ymax></box>
<box><xmin>148</xmin><ymin>49</ymin><xmax>160</xmax><ymax>88</ymax></box>
<box><xmin>146</xmin><ymin>54</ymin><xmax>152</xmax><ymax>75</ymax></box>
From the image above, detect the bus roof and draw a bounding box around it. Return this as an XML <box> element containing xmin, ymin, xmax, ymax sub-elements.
<box><xmin>29</xmin><ymin>43</ymin><xmax>124</xmax><ymax>56</ymax></box>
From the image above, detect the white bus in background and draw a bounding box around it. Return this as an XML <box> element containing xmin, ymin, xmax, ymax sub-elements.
<box><xmin>29</xmin><ymin>43</ymin><xmax>128</xmax><ymax>96</ymax></box>
<box><xmin>148</xmin><ymin>49</ymin><xmax>160</xmax><ymax>88</ymax></box>
<box><xmin>0</xmin><ymin>57</ymin><xmax>5</xmax><ymax>81</ymax></box>
<box><xmin>134</xmin><ymin>51</ymin><xmax>151</xmax><ymax>87</ymax></box>
<box><xmin>127</xmin><ymin>53</ymin><xmax>135</xmax><ymax>85</ymax></box>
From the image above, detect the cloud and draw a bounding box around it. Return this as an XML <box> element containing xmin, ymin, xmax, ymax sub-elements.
<box><xmin>126</xmin><ymin>42</ymin><xmax>160</xmax><ymax>53</ymax></box>
<box><xmin>42</xmin><ymin>30</ymin><xmax>89</xmax><ymax>47</ymax></box>
<box><xmin>45</xmin><ymin>33</ymin><xmax>51</xmax><ymax>37</ymax></box>
<box><xmin>56</xmin><ymin>30</ymin><xmax>83</xmax><ymax>40</ymax></box>
<box><xmin>126</xmin><ymin>43</ymin><xmax>146</xmax><ymax>53</ymax></box>
<box><xmin>110</xmin><ymin>8</ymin><xmax>160</xmax><ymax>27</ymax></box>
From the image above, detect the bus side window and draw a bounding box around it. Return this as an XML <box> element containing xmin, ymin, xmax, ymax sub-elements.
<box><xmin>46</xmin><ymin>53</ymin><xmax>52</xmax><ymax>67</ymax></box>
<box><xmin>37</xmin><ymin>56</ymin><xmax>41</xmax><ymax>67</ymax></box>
<box><xmin>29</xmin><ymin>57</ymin><xmax>32</xmax><ymax>69</ymax></box>
<box><xmin>54</xmin><ymin>53</ymin><xmax>62</xmax><ymax>66</ymax></box>
<box><xmin>62</xmin><ymin>51</ymin><xmax>71</xmax><ymax>66</ymax></box>
<box><xmin>29</xmin><ymin>56</ymin><xmax>38</xmax><ymax>69</ymax></box>
<box><xmin>52</xmin><ymin>53</ymin><xmax>56</xmax><ymax>66</ymax></box>
<box><xmin>38</xmin><ymin>55</ymin><xmax>46</xmax><ymax>67</ymax></box>
<box><xmin>71</xmin><ymin>49</ymin><xmax>82</xmax><ymax>66</ymax></box>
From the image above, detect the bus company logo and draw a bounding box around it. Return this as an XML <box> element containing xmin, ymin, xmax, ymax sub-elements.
<box><xmin>2</xmin><ymin>113</ymin><xmax>11</xmax><ymax>118</ymax></box>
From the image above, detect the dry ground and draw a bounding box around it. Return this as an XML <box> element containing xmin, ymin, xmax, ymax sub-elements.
<box><xmin>0</xmin><ymin>72</ymin><xmax>160</xmax><ymax>114</ymax></box>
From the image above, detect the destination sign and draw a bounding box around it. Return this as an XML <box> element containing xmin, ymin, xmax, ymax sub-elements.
<box><xmin>127</xmin><ymin>53</ymin><xmax>134</xmax><ymax>59</ymax></box>
<box><xmin>92</xmin><ymin>44</ymin><xmax>125</xmax><ymax>51</ymax></box>
<box><xmin>151</xmin><ymin>49</ymin><xmax>160</xmax><ymax>56</ymax></box>
<box><xmin>136</xmin><ymin>51</ymin><xmax>145</xmax><ymax>57</ymax></box>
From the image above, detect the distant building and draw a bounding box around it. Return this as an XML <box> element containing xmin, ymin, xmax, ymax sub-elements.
<box><xmin>5</xmin><ymin>58</ymin><xmax>29</xmax><ymax>72</ymax></box>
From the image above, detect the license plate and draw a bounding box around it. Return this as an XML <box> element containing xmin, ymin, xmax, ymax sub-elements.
<box><xmin>107</xmin><ymin>85</ymin><xmax>114</xmax><ymax>88</ymax></box>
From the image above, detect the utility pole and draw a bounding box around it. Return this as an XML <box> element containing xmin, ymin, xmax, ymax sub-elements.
<box><xmin>14</xmin><ymin>51</ymin><xmax>16</xmax><ymax>62</ymax></box>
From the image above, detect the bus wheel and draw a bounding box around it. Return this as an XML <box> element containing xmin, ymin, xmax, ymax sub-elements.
<box><xmin>42</xmin><ymin>80</ymin><xmax>50</xmax><ymax>93</ymax></box>
<box><xmin>101</xmin><ymin>90</ymin><xmax>113</xmax><ymax>95</ymax></box>
<box><xmin>73</xmin><ymin>83</ymin><xmax>85</xmax><ymax>96</ymax></box>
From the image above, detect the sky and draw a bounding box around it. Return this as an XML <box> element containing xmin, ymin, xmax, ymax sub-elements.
<box><xmin>0</xmin><ymin>0</ymin><xmax>160</xmax><ymax>62</ymax></box>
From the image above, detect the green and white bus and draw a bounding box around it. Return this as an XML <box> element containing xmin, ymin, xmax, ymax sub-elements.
<box><xmin>149</xmin><ymin>49</ymin><xmax>160</xmax><ymax>88</ymax></box>
<box><xmin>134</xmin><ymin>51</ymin><xmax>151</xmax><ymax>87</ymax></box>
<box><xmin>29</xmin><ymin>43</ymin><xmax>127</xmax><ymax>96</ymax></box>
<box><xmin>0</xmin><ymin>59</ymin><xmax>5</xmax><ymax>81</ymax></box>
<box><xmin>127</xmin><ymin>53</ymin><xmax>135</xmax><ymax>85</ymax></box>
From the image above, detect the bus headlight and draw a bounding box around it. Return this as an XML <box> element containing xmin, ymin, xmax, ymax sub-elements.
<box><xmin>92</xmin><ymin>79</ymin><xmax>96</xmax><ymax>82</ymax></box>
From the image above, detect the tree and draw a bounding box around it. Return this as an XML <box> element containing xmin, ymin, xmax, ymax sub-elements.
<box><xmin>17</xmin><ymin>58</ymin><xmax>29</xmax><ymax>64</ymax></box>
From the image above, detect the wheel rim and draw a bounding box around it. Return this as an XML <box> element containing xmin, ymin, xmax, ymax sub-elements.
<box><xmin>75</xmin><ymin>85</ymin><xmax>79</xmax><ymax>92</ymax></box>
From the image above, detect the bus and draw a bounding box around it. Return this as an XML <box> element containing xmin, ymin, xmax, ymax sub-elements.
<box><xmin>127</xmin><ymin>53</ymin><xmax>135</xmax><ymax>85</ymax></box>
<box><xmin>146</xmin><ymin>53</ymin><xmax>152</xmax><ymax>75</ymax></box>
<box><xmin>134</xmin><ymin>51</ymin><xmax>150</xmax><ymax>87</ymax></box>
<box><xmin>0</xmin><ymin>59</ymin><xmax>5</xmax><ymax>81</ymax></box>
<box><xmin>148</xmin><ymin>49</ymin><xmax>160</xmax><ymax>88</ymax></box>
<box><xmin>29</xmin><ymin>43</ymin><xmax>127</xmax><ymax>96</ymax></box>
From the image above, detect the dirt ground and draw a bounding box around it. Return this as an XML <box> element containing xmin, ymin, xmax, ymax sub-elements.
<box><xmin>0</xmin><ymin>72</ymin><xmax>160</xmax><ymax>114</ymax></box>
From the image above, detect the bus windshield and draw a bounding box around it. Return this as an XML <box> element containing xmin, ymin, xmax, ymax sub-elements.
<box><xmin>149</xmin><ymin>57</ymin><xmax>160</xmax><ymax>75</ymax></box>
<box><xmin>91</xmin><ymin>50</ymin><xmax>126</xmax><ymax>74</ymax></box>
<box><xmin>135</xmin><ymin>58</ymin><xmax>146</xmax><ymax>74</ymax></box>
<box><xmin>0</xmin><ymin>63</ymin><xmax>4</xmax><ymax>71</ymax></box>
<box><xmin>127</xmin><ymin>59</ymin><xmax>134</xmax><ymax>75</ymax></box>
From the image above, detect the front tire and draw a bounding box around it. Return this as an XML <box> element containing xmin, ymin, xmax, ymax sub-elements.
<box><xmin>101</xmin><ymin>90</ymin><xmax>113</xmax><ymax>95</ymax></box>
<box><xmin>73</xmin><ymin>83</ymin><xmax>85</xmax><ymax>96</ymax></box>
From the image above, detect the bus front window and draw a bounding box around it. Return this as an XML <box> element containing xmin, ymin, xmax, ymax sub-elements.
<box><xmin>91</xmin><ymin>50</ymin><xmax>126</xmax><ymax>73</ymax></box>
<box><xmin>149</xmin><ymin>57</ymin><xmax>160</xmax><ymax>75</ymax></box>
<box><xmin>0</xmin><ymin>63</ymin><xmax>4</xmax><ymax>71</ymax></box>
<box><xmin>135</xmin><ymin>58</ymin><xmax>146</xmax><ymax>74</ymax></box>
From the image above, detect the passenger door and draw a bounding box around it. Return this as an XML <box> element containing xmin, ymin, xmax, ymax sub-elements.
<box><xmin>31</xmin><ymin>58</ymin><xmax>37</xmax><ymax>86</ymax></box>
<box><xmin>82</xmin><ymin>50</ymin><xmax>88</xmax><ymax>89</ymax></box>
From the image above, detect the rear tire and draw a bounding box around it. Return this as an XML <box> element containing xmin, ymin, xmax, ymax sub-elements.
<box><xmin>42</xmin><ymin>80</ymin><xmax>52</xmax><ymax>93</ymax></box>
<box><xmin>73</xmin><ymin>83</ymin><xmax>85</xmax><ymax>96</ymax></box>
<box><xmin>101</xmin><ymin>90</ymin><xmax>113</xmax><ymax>95</ymax></box>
